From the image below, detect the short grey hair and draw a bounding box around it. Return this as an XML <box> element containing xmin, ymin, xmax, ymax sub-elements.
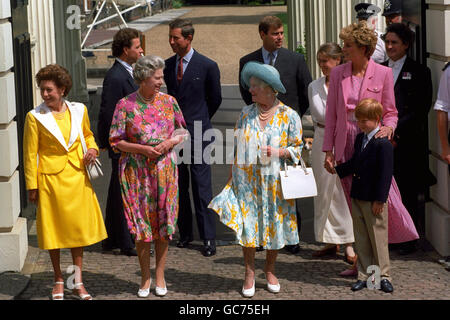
<box><xmin>133</xmin><ymin>55</ymin><xmax>165</xmax><ymax>84</ymax></box>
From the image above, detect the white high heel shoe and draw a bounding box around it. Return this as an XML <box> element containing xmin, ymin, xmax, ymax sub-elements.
<box><xmin>242</xmin><ymin>280</ymin><xmax>255</xmax><ymax>298</ymax></box>
<box><xmin>155</xmin><ymin>281</ymin><xmax>167</xmax><ymax>297</ymax></box>
<box><xmin>52</xmin><ymin>281</ymin><xmax>65</xmax><ymax>300</ymax></box>
<box><xmin>73</xmin><ymin>283</ymin><xmax>93</xmax><ymax>300</ymax></box>
<box><xmin>267</xmin><ymin>281</ymin><xmax>280</xmax><ymax>293</ymax></box>
<box><xmin>137</xmin><ymin>279</ymin><xmax>152</xmax><ymax>298</ymax></box>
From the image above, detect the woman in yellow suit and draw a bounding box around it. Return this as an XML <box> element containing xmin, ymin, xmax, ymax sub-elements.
<box><xmin>23</xmin><ymin>64</ymin><xmax>107</xmax><ymax>300</ymax></box>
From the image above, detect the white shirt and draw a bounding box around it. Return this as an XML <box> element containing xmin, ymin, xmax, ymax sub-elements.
<box><xmin>308</xmin><ymin>76</ymin><xmax>328</xmax><ymax>126</ymax></box>
<box><xmin>175</xmin><ymin>47</ymin><xmax>194</xmax><ymax>76</ymax></box>
<box><xmin>116</xmin><ymin>58</ymin><xmax>133</xmax><ymax>78</ymax></box>
<box><xmin>371</xmin><ymin>30</ymin><xmax>388</xmax><ymax>64</ymax></box>
<box><xmin>363</xmin><ymin>126</ymin><xmax>381</xmax><ymax>149</ymax></box>
<box><xmin>388</xmin><ymin>54</ymin><xmax>407</xmax><ymax>84</ymax></box>
<box><xmin>261</xmin><ymin>47</ymin><xmax>279</xmax><ymax>66</ymax></box>
<box><xmin>434</xmin><ymin>65</ymin><xmax>450</xmax><ymax>121</ymax></box>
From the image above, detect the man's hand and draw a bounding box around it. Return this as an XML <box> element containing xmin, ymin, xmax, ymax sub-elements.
<box><xmin>372</xmin><ymin>201</ymin><xmax>385</xmax><ymax>216</ymax></box>
<box><xmin>28</xmin><ymin>189</ymin><xmax>38</xmax><ymax>204</ymax></box>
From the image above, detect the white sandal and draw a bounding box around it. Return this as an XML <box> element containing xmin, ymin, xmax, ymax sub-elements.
<box><xmin>73</xmin><ymin>282</ymin><xmax>93</xmax><ymax>300</ymax></box>
<box><xmin>52</xmin><ymin>281</ymin><xmax>65</xmax><ymax>300</ymax></box>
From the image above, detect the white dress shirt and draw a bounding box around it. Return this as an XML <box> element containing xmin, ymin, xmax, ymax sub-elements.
<box><xmin>116</xmin><ymin>58</ymin><xmax>133</xmax><ymax>78</ymax></box>
<box><xmin>388</xmin><ymin>54</ymin><xmax>407</xmax><ymax>84</ymax></box>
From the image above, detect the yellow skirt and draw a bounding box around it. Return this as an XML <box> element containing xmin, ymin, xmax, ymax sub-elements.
<box><xmin>36</xmin><ymin>161</ymin><xmax>107</xmax><ymax>250</ymax></box>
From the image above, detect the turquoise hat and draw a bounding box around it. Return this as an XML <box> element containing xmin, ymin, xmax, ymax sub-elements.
<box><xmin>241</xmin><ymin>61</ymin><xmax>286</xmax><ymax>94</ymax></box>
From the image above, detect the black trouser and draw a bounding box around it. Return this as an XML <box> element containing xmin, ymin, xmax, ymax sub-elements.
<box><xmin>103</xmin><ymin>158</ymin><xmax>135</xmax><ymax>250</ymax></box>
<box><xmin>177</xmin><ymin>161</ymin><xmax>216</xmax><ymax>242</ymax></box>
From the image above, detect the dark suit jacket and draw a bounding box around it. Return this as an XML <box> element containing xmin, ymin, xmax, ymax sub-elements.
<box><xmin>98</xmin><ymin>60</ymin><xmax>138</xmax><ymax>158</ymax></box>
<box><xmin>382</xmin><ymin>57</ymin><xmax>432</xmax><ymax>184</ymax></box>
<box><xmin>382</xmin><ymin>57</ymin><xmax>432</xmax><ymax>146</ymax></box>
<box><xmin>335</xmin><ymin>133</ymin><xmax>393</xmax><ymax>203</ymax></box>
<box><xmin>164</xmin><ymin>50</ymin><xmax>222</xmax><ymax>133</ymax></box>
<box><xmin>239</xmin><ymin>47</ymin><xmax>312</xmax><ymax>116</ymax></box>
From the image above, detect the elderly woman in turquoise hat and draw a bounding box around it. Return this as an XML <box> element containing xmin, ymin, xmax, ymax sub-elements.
<box><xmin>209</xmin><ymin>61</ymin><xmax>304</xmax><ymax>298</ymax></box>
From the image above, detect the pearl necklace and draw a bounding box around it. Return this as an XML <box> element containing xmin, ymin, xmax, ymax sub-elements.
<box><xmin>137</xmin><ymin>91</ymin><xmax>155</xmax><ymax>104</ymax></box>
<box><xmin>257</xmin><ymin>99</ymin><xmax>279</xmax><ymax>122</ymax></box>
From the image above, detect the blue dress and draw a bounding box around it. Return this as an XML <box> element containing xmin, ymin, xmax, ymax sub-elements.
<box><xmin>208</xmin><ymin>103</ymin><xmax>303</xmax><ymax>249</ymax></box>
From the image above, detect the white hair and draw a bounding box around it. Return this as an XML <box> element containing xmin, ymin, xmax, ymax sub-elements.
<box><xmin>133</xmin><ymin>55</ymin><xmax>165</xmax><ymax>84</ymax></box>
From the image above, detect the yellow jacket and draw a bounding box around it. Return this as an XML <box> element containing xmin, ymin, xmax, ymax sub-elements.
<box><xmin>23</xmin><ymin>101</ymin><xmax>99</xmax><ymax>190</ymax></box>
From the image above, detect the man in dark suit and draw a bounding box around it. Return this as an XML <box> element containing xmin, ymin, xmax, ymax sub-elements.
<box><xmin>335</xmin><ymin>98</ymin><xmax>394</xmax><ymax>294</ymax></box>
<box><xmin>239</xmin><ymin>15</ymin><xmax>312</xmax><ymax>254</ymax></box>
<box><xmin>97</xmin><ymin>28</ymin><xmax>143</xmax><ymax>256</ymax></box>
<box><xmin>382</xmin><ymin>23</ymin><xmax>433</xmax><ymax>254</ymax></box>
<box><xmin>164</xmin><ymin>19</ymin><xmax>222</xmax><ymax>257</ymax></box>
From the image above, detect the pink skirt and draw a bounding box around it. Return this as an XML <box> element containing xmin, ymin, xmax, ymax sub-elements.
<box><xmin>339</xmin><ymin>117</ymin><xmax>419</xmax><ymax>244</ymax></box>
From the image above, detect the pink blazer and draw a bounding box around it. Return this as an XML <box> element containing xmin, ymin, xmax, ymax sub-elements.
<box><xmin>322</xmin><ymin>59</ymin><xmax>398</xmax><ymax>161</ymax></box>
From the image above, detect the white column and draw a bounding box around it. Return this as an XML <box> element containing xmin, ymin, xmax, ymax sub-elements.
<box><xmin>0</xmin><ymin>0</ymin><xmax>28</xmax><ymax>273</ymax></box>
<box><xmin>28</xmin><ymin>0</ymin><xmax>57</xmax><ymax>106</ymax></box>
<box><xmin>425</xmin><ymin>0</ymin><xmax>450</xmax><ymax>257</ymax></box>
<box><xmin>288</xmin><ymin>0</ymin><xmax>387</xmax><ymax>80</ymax></box>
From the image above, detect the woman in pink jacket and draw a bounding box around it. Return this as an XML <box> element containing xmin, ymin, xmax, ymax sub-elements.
<box><xmin>323</xmin><ymin>22</ymin><xmax>418</xmax><ymax>275</ymax></box>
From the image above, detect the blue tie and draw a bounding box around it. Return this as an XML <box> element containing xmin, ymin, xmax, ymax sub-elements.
<box><xmin>362</xmin><ymin>134</ymin><xmax>369</xmax><ymax>150</ymax></box>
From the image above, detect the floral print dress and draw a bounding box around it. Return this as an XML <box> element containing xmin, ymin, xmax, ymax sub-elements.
<box><xmin>209</xmin><ymin>103</ymin><xmax>304</xmax><ymax>250</ymax></box>
<box><xmin>110</xmin><ymin>92</ymin><xmax>186</xmax><ymax>242</ymax></box>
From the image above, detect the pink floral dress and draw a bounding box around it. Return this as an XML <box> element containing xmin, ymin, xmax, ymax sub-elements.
<box><xmin>109</xmin><ymin>92</ymin><xmax>186</xmax><ymax>242</ymax></box>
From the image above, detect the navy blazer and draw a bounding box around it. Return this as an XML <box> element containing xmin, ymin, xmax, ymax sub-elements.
<box><xmin>98</xmin><ymin>60</ymin><xmax>138</xmax><ymax>158</ymax></box>
<box><xmin>239</xmin><ymin>47</ymin><xmax>312</xmax><ymax>116</ymax></box>
<box><xmin>164</xmin><ymin>50</ymin><xmax>222</xmax><ymax>133</ymax></box>
<box><xmin>335</xmin><ymin>133</ymin><xmax>393</xmax><ymax>203</ymax></box>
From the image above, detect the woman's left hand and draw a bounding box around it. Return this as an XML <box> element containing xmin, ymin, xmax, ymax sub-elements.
<box><xmin>83</xmin><ymin>148</ymin><xmax>98</xmax><ymax>165</ymax></box>
<box><xmin>375</xmin><ymin>126</ymin><xmax>394</xmax><ymax>140</ymax></box>
<box><xmin>262</xmin><ymin>146</ymin><xmax>287</xmax><ymax>159</ymax></box>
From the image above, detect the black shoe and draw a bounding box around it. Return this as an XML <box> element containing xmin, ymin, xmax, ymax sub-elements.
<box><xmin>256</xmin><ymin>246</ymin><xmax>265</xmax><ymax>252</ymax></box>
<box><xmin>351</xmin><ymin>280</ymin><xmax>367</xmax><ymax>291</ymax></box>
<box><xmin>120</xmin><ymin>248</ymin><xmax>137</xmax><ymax>256</ymax></box>
<box><xmin>380</xmin><ymin>279</ymin><xmax>394</xmax><ymax>293</ymax></box>
<box><xmin>202</xmin><ymin>240</ymin><xmax>216</xmax><ymax>257</ymax></box>
<box><xmin>176</xmin><ymin>238</ymin><xmax>192</xmax><ymax>248</ymax></box>
<box><xmin>285</xmin><ymin>244</ymin><xmax>300</xmax><ymax>254</ymax></box>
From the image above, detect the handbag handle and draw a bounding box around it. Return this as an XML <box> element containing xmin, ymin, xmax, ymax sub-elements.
<box><xmin>283</xmin><ymin>157</ymin><xmax>309</xmax><ymax>177</ymax></box>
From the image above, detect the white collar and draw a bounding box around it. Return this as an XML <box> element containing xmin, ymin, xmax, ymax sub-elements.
<box><xmin>366</xmin><ymin>126</ymin><xmax>380</xmax><ymax>141</ymax></box>
<box><xmin>31</xmin><ymin>100</ymin><xmax>85</xmax><ymax>152</ymax></box>
<box><xmin>388</xmin><ymin>55</ymin><xmax>407</xmax><ymax>68</ymax></box>
<box><xmin>116</xmin><ymin>58</ymin><xmax>134</xmax><ymax>77</ymax></box>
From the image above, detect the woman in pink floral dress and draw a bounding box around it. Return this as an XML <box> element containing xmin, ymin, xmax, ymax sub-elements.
<box><xmin>109</xmin><ymin>55</ymin><xmax>187</xmax><ymax>298</ymax></box>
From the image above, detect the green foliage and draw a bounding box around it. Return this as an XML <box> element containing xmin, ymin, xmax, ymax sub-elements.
<box><xmin>296</xmin><ymin>44</ymin><xmax>307</xmax><ymax>59</ymax></box>
<box><xmin>173</xmin><ymin>0</ymin><xmax>184</xmax><ymax>8</ymax></box>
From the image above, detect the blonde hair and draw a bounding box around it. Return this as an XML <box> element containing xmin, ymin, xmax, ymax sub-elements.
<box><xmin>355</xmin><ymin>98</ymin><xmax>383</xmax><ymax>121</ymax></box>
<box><xmin>339</xmin><ymin>21</ymin><xmax>378</xmax><ymax>58</ymax></box>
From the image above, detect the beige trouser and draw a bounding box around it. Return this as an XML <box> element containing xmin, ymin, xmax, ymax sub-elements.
<box><xmin>351</xmin><ymin>199</ymin><xmax>391</xmax><ymax>282</ymax></box>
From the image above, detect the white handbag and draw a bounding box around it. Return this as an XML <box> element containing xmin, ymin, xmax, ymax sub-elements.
<box><xmin>77</xmin><ymin>119</ymin><xmax>103</xmax><ymax>181</ymax></box>
<box><xmin>279</xmin><ymin>158</ymin><xmax>317</xmax><ymax>199</ymax></box>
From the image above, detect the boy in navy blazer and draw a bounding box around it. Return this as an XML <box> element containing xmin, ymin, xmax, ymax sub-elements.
<box><xmin>334</xmin><ymin>98</ymin><xmax>394</xmax><ymax>293</ymax></box>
